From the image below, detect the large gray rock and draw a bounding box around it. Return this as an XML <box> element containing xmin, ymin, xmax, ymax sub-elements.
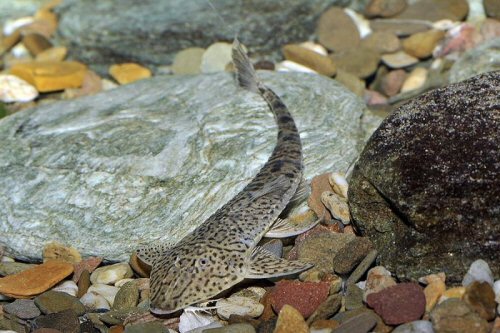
<box><xmin>0</xmin><ymin>71</ymin><xmax>366</xmax><ymax>262</ymax></box>
<box><xmin>349</xmin><ymin>71</ymin><xmax>500</xmax><ymax>283</ymax></box>
<box><xmin>0</xmin><ymin>0</ymin><xmax>43</xmax><ymax>26</ymax></box>
<box><xmin>55</xmin><ymin>0</ymin><xmax>351</xmax><ymax>72</ymax></box>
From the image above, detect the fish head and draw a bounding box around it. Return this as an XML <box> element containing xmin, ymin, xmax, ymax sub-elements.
<box><xmin>148</xmin><ymin>245</ymin><xmax>245</xmax><ymax>314</ymax></box>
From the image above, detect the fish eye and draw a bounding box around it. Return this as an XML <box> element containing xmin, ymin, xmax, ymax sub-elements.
<box><xmin>198</xmin><ymin>258</ymin><xmax>209</xmax><ymax>267</ymax></box>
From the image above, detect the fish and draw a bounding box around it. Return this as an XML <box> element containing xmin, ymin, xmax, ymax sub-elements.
<box><xmin>136</xmin><ymin>39</ymin><xmax>317</xmax><ymax>314</ymax></box>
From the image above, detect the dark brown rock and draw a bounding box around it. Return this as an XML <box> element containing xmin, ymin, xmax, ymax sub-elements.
<box><xmin>349</xmin><ymin>71</ymin><xmax>500</xmax><ymax>282</ymax></box>
<box><xmin>366</xmin><ymin>283</ymin><xmax>425</xmax><ymax>325</ymax></box>
<box><xmin>331</xmin><ymin>311</ymin><xmax>378</xmax><ymax>333</ymax></box>
<box><xmin>270</xmin><ymin>280</ymin><xmax>330</xmax><ymax>319</ymax></box>
<box><xmin>430</xmin><ymin>298</ymin><xmax>490</xmax><ymax>333</ymax></box>
<box><xmin>365</xmin><ymin>0</ymin><xmax>407</xmax><ymax>18</ymax></box>
<box><xmin>463</xmin><ymin>281</ymin><xmax>496</xmax><ymax>321</ymax></box>
<box><xmin>33</xmin><ymin>309</ymin><xmax>80</xmax><ymax>333</ymax></box>
<box><xmin>316</xmin><ymin>6</ymin><xmax>360</xmax><ymax>51</ymax></box>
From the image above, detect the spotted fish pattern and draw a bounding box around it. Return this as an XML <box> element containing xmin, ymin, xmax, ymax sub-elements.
<box><xmin>136</xmin><ymin>39</ymin><xmax>314</xmax><ymax>314</ymax></box>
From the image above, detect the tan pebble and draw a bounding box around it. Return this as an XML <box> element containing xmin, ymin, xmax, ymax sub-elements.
<box><xmin>10</xmin><ymin>60</ymin><xmax>87</xmax><ymax>92</ymax></box>
<box><xmin>33</xmin><ymin>9</ymin><xmax>58</xmax><ymax>36</ymax></box>
<box><xmin>90</xmin><ymin>262</ymin><xmax>133</xmax><ymax>285</ymax></box>
<box><xmin>401</xmin><ymin>67</ymin><xmax>428</xmax><ymax>93</ymax></box>
<box><xmin>331</xmin><ymin>47</ymin><xmax>380</xmax><ymax>79</ymax></box>
<box><xmin>308</xmin><ymin>173</ymin><xmax>334</xmax><ymax>223</ymax></box>
<box><xmin>273</xmin><ymin>304</ymin><xmax>308</xmax><ymax>333</ymax></box>
<box><xmin>109</xmin><ymin>63</ymin><xmax>151</xmax><ymax>85</ymax></box>
<box><xmin>101</xmin><ymin>78</ymin><xmax>119</xmax><ymax>91</ymax></box>
<box><xmin>43</xmin><ymin>241</ymin><xmax>82</xmax><ymax>264</ymax></box>
<box><xmin>200</xmin><ymin>42</ymin><xmax>233</xmax><ymax>73</ymax></box>
<box><xmin>328</xmin><ymin>172</ymin><xmax>348</xmax><ymax>199</ymax></box>
<box><xmin>419</xmin><ymin>272</ymin><xmax>446</xmax><ymax>285</ymax></box>
<box><xmin>364</xmin><ymin>266</ymin><xmax>396</xmax><ymax>301</ymax></box>
<box><xmin>424</xmin><ymin>279</ymin><xmax>446</xmax><ymax>312</ymax></box>
<box><xmin>365</xmin><ymin>0</ymin><xmax>408</xmax><ymax>18</ymax></box>
<box><xmin>275</xmin><ymin>60</ymin><xmax>317</xmax><ymax>74</ymax></box>
<box><xmin>36</xmin><ymin>46</ymin><xmax>67</xmax><ymax>62</ymax></box>
<box><xmin>0</xmin><ymin>260</ymin><xmax>73</xmax><ymax>298</ymax></box>
<box><xmin>0</xmin><ymin>74</ymin><xmax>38</xmax><ymax>103</ymax></box>
<box><xmin>438</xmin><ymin>286</ymin><xmax>466</xmax><ymax>303</ymax></box>
<box><xmin>321</xmin><ymin>191</ymin><xmax>350</xmax><ymax>224</ymax></box>
<box><xmin>361</xmin><ymin>31</ymin><xmax>401</xmax><ymax>54</ymax></box>
<box><xmin>310</xmin><ymin>319</ymin><xmax>340</xmax><ymax>331</ymax></box>
<box><xmin>335</xmin><ymin>69</ymin><xmax>365</xmax><ymax>97</ymax></box>
<box><xmin>316</xmin><ymin>6</ymin><xmax>360</xmax><ymax>51</ymax></box>
<box><xmin>282</xmin><ymin>44</ymin><xmax>336</xmax><ymax>76</ymax></box>
<box><xmin>22</xmin><ymin>33</ymin><xmax>52</xmax><ymax>56</ymax></box>
<box><xmin>403</xmin><ymin>29</ymin><xmax>445</xmax><ymax>59</ymax></box>
<box><xmin>172</xmin><ymin>47</ymin><xmax>205</xmax><ymax>75</ymax></box>
<box><xmin>77</xmin><ymin>269</ymin><xmax>91</xmax><ymax>298</ymax></box>
<box><xmin>299</xmin><ymin>41</ymin><xmax>328</xmax><ymax>56</ymax></box>
<box><xmin>381</xmin><ymin>51</ymin><xmax>419</xmax><ymax>69</ymax></box>
<box><xmin>0</xmin><ymin>30</ymin><xmax>21</xmax><ymax>55</ymax></box>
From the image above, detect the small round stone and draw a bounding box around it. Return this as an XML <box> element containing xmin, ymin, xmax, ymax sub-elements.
<box><xmin>34</xmin><ymin>290</ymin><xmax>86</xmax><ymax>316</ymax></box>
<box><xmin>90</xmin><ymin>262</ymin><xmax>133</xmax><ymax>285</ymax></box>
<box><xmin>3</xmin><ymin>299</ymin><xmax>41</xmax><ymax>319</ymax></box>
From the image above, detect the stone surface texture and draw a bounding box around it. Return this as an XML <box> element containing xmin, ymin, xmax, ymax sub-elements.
<box><xmin>349</xmin><ymin>71</ymin><xmax>500</xmax><ymax>282</ymax></box>
<box><xmin>0</xmin><ymin>71</ymin><xmax>365</xmax><ymax>262</ymax></box>
<box><xmin>55</xmin><ymin>0</ymin><xmax>352</xmax><ymax>72</ymax></box>
<box><xmin>449</xmin><ymin>38</ymin><xmax>500</xmax><ymax>83</ymax></box>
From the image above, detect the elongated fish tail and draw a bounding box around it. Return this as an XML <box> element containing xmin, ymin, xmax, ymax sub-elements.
<box><xmin>231</xmin><ymin>39</ymin><xmax>298</xmax><ymax>134</ymax></box>
<box><xmin>232</xmin><ymin>38</ymin><xmax>260</xmax><ymax>93</ymax></box>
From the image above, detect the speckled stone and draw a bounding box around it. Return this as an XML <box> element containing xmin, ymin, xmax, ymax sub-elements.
<box><xmin>274</xmin><ymin>305</ymin><xmax>308</xmax><ymax>333</ymax></box>
<box><xmin>112</xmin><ymin>280</ymin><xmax>139</xmax><ymax>311</ymax></box>
<box><xmin>430</xmin><ymin>298</ymin><xmax>489</xmax><ymax>333</ymax></box>
<box><xmin>270</xmin><ymin>280</ymin><xmax>330</xmax><ymax>318</ymax></box>
<box><xmin>3</xmin><ymin>298</ymin><xmax>41</xmax><ymax>319</ymax></box>
<box><xmin>32</xmin><ymin>309</ymin><xmax>80</xmax><ymax>333</ymax></box>
<box><xmin>463</xmin><ymin>281</ymin><xmax>496</xmax><ymax>321</ymax></box>
<box><xmin>349</xmin><ymin>71</ymin><xmax>500</xmax><ymax>282</ymax></box>
<box><xmin>332</xmin><ymin>237</ymin><xmax>373</xmax><ymax>275</ymax></box>
<box><xmin>34</xmin><ymin>290</ymin><xmax>86</xmax><ymax>316</ymax></box>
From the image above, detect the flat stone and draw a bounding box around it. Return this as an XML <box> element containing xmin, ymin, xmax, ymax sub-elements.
<box><xmin>423</xmin><ymin>278</ymin><xmax>446</xmax><ymax>312</ymax></box>
<box><xmin>76</xmin><ymin>269</ymin><xmax>90</xmax><ymax>298</ymax></box>
<box><xmin>306</xmin><ymin>293</ymin><xmax>342</xmax><ymax>325</ymax></box>
<box><xmin>172</xmin><ymin>47</ymin><xmax>205</xmax><ymax>75</ymax></box>
<box><xmin>321</xmin><ymin>191</ymin><xmax>350</xmax><ymax>224</ymax></box>
<box><xmin>274</xmin><ymin>305</ymin><xmax>308</xmax><ymax>333</ymax></box>
<box><xmin>348</xmin><ymin>71</ymin><xmax>500</xmax><ymax>282</ymax></box>
<box><xmin>396</xmin><ymin>0</ymin><xmax>469</xmax><ymax>22</ymax></box>
<box><xmin>9</xmin><ymin>61</ymin><xmax>87</xmax><ymax>92</ymax></box>
<box><xmin>308</xmin><ymin>173</ymin><xmax>334</xmax><ymax>222</ymax></box>
<box><xmin>270</xmin><ymin>280</ymin><xmax>330</xmax><ymax>319</ymax></box>
<box><xmin>0</xmin><ymin>71</ymin><xmax>366</xmax><ymax>262</ymax></box>
<box><xmin>123</xmin><ymin>322</ymin><xmax>167</xmax><ymax>333</ymax></box>
<box><xmin>401</xmin><ymin>67</ymin><xmax>427</xmax><ymax>93</ymax></box>
<box><xmin>310</xmin><ymin>319</ymin><xmax>339</xmax><ymax>331</ymax></box>
<box><xmin>331</xmin><ymin>47</ymin><xmax>381</xmax><ymax>79</ymax></box>
<box><xmin>0</xmin><ymin>260</ymin><xmax>73</xmax><ymax>298</ymax></box>
<box><xmin>345</xmin><ymin>284</ymin><xmax>364</xmax><ymax>310</ymax></box>
<box><xmin>331</xmin><ymin>311</ymin><xmax>378</xmax><ymax>333</ymax></box>
<box><xmin>366</xmin><ymin>283</ymin><xmax>426</xmax><ymax>325</ymax></box>
<box><xmin>0</xmin><ymin>262</ymin><xmax>36</xmax><ymax>276</ymax></box>
<box><xmin>216</xmin><ymin>296</ymin><xmax>264</xmax><ymax>320</ymax></box>
<box><xmin>22</xmin><ymin>33</ymin><xmax>52</xmax><ymax>56</ymax></box>
<box><xmin>335</xmin><ymin>69</ymin><xmax>365</xmax><ymax>97</ymax></box>
<box><xmin>34</xmin><ymin>290</ymin><xmax>86</xmax><ymax>316</ymax></box>
<box><xmin>346</xmin><ymin>249</ymin><xmax>378</xmax><ymax>285</ymax></box>
<box><xmin>109</xmin><ymin>63</ymin><xmax>151</xmax><ymax>85</ymax></box>
<box><xmin>99</xmin><ymin>308</ymin><xmax>148</xmax><ymax>326</ymax></box>
<box><xmin>35</xmin><ymin>46</ymin><xmax>68</xmax><ymax>62</ymax></box>
<box><xmin>430</xmin><ymin>298</ymin><xmax>490</xmax><ymax>333</ymax></box>
<box><xmin>282</xmin><ymin>44</ymin><xmax>336</xmax><ymax>76</ymax></box>
<box><xmin>379</xmin><ymin>69</ymin><xmax>406</xmax><ymax>97</ymax></box>
<box><xmin>381</xmin><ymin>51</ymin><xmax>419</xmax><ymax>68</ymax></box>
<box><xmin>361</xmin><ymin>31</ymin><xmax>401</xmax><ymax>54</ymax></box>
<box><xmin>204</xmin><ymin>323</ymin><xmax>256</xmax><ymax>333</ymax></box>
<box><xmin>364</xmin><ymin>0</ymin><xmax>407</xmax><ymax>18</ymax></box>
<box><xmin>112</xmin><ymin>280</ymin><xmax>139</xmax><ymax>311</ymax></box>
<box><xmin>200</xmin><ymin>42</ymin><xmax>233</xmax><ymax>74</ymax></box>
<box><xmin>43</xmin><ymin>242</ymin><xmax>82</xmax><ymax>264</ymax></box>
<box><xmin>32</xmin><ymin>309</ymin><xmax>80</xmax><ymax>333</ymax></box>
<box><xmin>463</xmin><ymin>281</ymin><xmax>496</xmax><ymax>321</ymax></box>
<box><xmin>403</xmin><ymin>30</ymin><xmax>445</xmax><ymax>59</ymax></box>
<box><xmin>370</xmin><ymin>20</ymin><xmax>429</xmax><ymax>37</ymax></box>
<box><xmin>87</xmin><ymin>284</ymin><xmax>119</xmax><ymax>306</ymax></box>
<box><xmin>3</xmin><ymin>299</ymin><xmax>41</xmax><ymax>319</ymax></box>
<box><xmin>52</xmin><ymin>280</ymin><xmax>78</xmax><ymax>297</ymax></box>
<box><xmin>316</xmin><ymin>6</ymin><xmax>360</xmax><ymax>51</ymax></box>
<box><xmin>72</xmin><ymin>256</ymin><xmax>103</xmax><ymax>283</ymax></box>
<box><xmin>80</xmin><ymin>291</ymin><xmax>110</xmax><ymax>311</ymax></box>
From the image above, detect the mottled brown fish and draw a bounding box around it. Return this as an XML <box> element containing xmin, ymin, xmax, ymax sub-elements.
<box><xmin>136</xmin><ymin>39</ymin><xmax>316</xmax><ymax>314</ymax></box>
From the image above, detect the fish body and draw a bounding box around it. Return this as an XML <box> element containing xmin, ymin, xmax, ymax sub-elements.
<box><xmin>137</xmin><ymin>40</ymin><xmax>313</xmax><ymax>314</ymax></box>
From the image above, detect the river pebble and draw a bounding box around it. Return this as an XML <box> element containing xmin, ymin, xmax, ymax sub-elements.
<box><xmin>90</xmin><ymin>262</ymin><xmax>133</xmax><ymax>285</ymax></box>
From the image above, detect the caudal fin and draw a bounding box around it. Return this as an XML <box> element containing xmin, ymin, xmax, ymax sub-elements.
<box><xmin>232</xmin><ymin>39</ymin><xmax>260</xmax><ymax>93</ymax></box>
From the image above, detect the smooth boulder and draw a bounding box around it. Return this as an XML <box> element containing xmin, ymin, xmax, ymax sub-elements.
<box><xmin>0</xmin><ymin>71</ymin><xmax>366</xmax><ymax>261</ymax></box>
<box><xmin>349</xmin><ymin>71</ymin><xmax>500</xmax><ymax>283</ymax></box>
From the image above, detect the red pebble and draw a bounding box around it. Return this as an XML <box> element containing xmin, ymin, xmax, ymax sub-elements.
<box><xmin>270</xmin><ymin>280</ymin><xmax>330</xmax><ymax>318</ymax></box>
<box><xmin>366</xmin><ymin>282</ymin><xmax>425</xmax><ymax>325</ymax></box>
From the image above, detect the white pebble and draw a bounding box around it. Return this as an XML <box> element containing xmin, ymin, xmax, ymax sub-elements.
<box><xmin>52</xmin><ymin>280</ymin><xmax>78</xmax><ymax>297</ymax></box>
<box><xmin>11</xmin><ymin>44</ymin><xmax>31</xmax><ymax>59</ymax></box>
<box><xmin>3</xmin><ymin>16</ymin><xmax>34</xmax><ymax>35</ymax></box>
<box><xmin>276</xmin><ymin>60</ymin><xmax>317</xmax><ymax>74</ymax></box>
<box><xmin>494</xmin><ymin>280</ymin><xmax>500</xmax><ymax>303</ymax></box>
<box><xmin>392</xmin><ymin>320</ymin><xmax>434</xmax><ymax>333</ymax></box>
<box><xmin>329</xmin><ymin>172</ymin><xmax>349</xmax><ymax>199</ymax></box>
<box><xmin>344</xmin><ymin>8</ymin><xmax>371</xmax><ymax>38</ymax></box>
<box><xmin>101</xmin><ymin>79</ymin><xmax>118</xmax><ymax>91</ymax></box>
<box><xmin>1</xmin><ymin>256</ymin><xmax>15</xmax><ymax>262</ymax></box>
<box><xmin>216</xmin><ymin>296</ymin><xmax>264</xmax><ymax>320</ymax></box>
<box><xmin>401</xmin><ymin>67</ymin><xmax>428</xmax><ymax>93</ymax></box>
<box><xmin>179</xmin><ymin>307</ymin><xmax>221</xmax><ymax>333</ymax></box>
<box><xmin>462</xmin><ymin>259</ymin><xmax>494</xmax><ymax>287</ymax></box>
<box><xmin>90</xmin><ymin>262</ymin><xmax>133</xmax><ymax>285</ymax></box>
<box><xmin>80</xmin><ymin>292</ymin><xmax>110</xmax><ymax>311</ymax></box>
<box><xmin>0</xmin><ymin>74</ymin><xmax>38</xmax><ymax>103</ymax></box>
<box><xmin>87</xmin><ymin>284</ymin><xmax>119</xmax><ymax>306</ymax></box>
<box><xmin>200</xmin><ymin>42</ymin><xmax>233</xmax><ymax>74</ymax></box>
<box><xmin>465</xmin><ymin>0</ymin><xmax>486</xmax><ymax>23</ymax></box>
<box><xmin>299</xmin><ymin>41</ymin><xmax>328</xmax><ymax>56</ymax></box>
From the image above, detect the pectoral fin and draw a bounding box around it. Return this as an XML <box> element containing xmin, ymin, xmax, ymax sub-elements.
<box><xmin>244</xmin><ymin>246</ymin><xmax>313</xmax><ymax>279</ymax></box>
<box><xmin>135</xmin><ymin>242</ymin><xmax>173</xmax><ymax>266</ymax></box>
<box><xmin>265</xmin><ymin>213</ymin><xmax>321</xmax><ymax>238</ymax></box>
